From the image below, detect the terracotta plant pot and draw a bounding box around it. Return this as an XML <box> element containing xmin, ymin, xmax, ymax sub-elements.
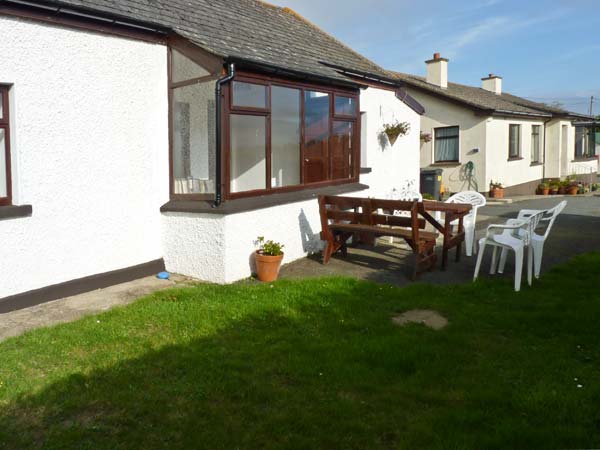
<box><xmin>255</xmin><ymin>251</ymin><xmax>284</xmax><ymax>282</ymax></box>
<box><xmin>558</xmin><ymin>186</ymin><xmax>566</xmax><ymax>195</ymax></box>
<box><xmin>541</xmin><ymin>188</ymin><xmax>550</xmax><ymax>195</ymax></box>
<box><xmin>549</xmin><ymin>188</ymin><xmax>558</xmax><ymax>195</ymax></box>
<box><xmin>489</xmin><ymin>187</ymin><xmax>505</xmax><ymax>199</ymax></box>
<box><xmin>567</xmin><ymin>186</ymin><xmax>579</xmax><ymax>195</ymax></box>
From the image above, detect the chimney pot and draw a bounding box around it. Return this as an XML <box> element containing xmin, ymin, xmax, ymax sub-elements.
<box><xmin>434</xmin><ymin>52</ymin><xmax>441</xmax><ymax>60</ymax></box>
<box><xmin>425</xmin><ymin>53</ymin><xmax>448</xmax><ymax>89</ymax></box>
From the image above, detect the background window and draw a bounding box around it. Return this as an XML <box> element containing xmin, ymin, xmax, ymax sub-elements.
<box><xmin>531</xmin><ymin>125</ymin><xmax>541</xmax><ymax>163</ymax></box>
<box><xmin>230</xmin><ymin>115</ymin><xmax>267</xmax><ymax>193</ymax></box>
<box><xmin>271</xmin><ymin>86</ymin><xmax>301</xmax><ymax>188</ymax></box>
<box><xmin>434</xmin><ymin>126</ymin><xmax>459</xmax><ymax>162</ymax></box>
<box><xmin>509</xmin><ymin>124</ymin><xmax>521</xmax><ymax>158</ymax></box>
<box><xmin>0</xmin><ymin>87</ymin><xmax>10</xmax><ymax>206</ymax></box>
<box><xmin>232</xmin><ymin>81</ymin><xmax>267</xmax><ymax>109</ymax></box>
<box><xmin>575</xmin><ymin>126</ymin><xmax>596</xmax><ymax>158</ymax></box>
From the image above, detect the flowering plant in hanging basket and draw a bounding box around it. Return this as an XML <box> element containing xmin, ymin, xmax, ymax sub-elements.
<box><xmin>420</xmin><ymin>131</ymin><xmax>432</xmax><ymax>143</ymax></box>
<box><xmin>380</xmin><ymin>121</ymin><xmax>410</xmax><ymax>146</ymax></box>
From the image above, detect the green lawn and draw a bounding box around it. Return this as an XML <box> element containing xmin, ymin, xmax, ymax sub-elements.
<box><xmin>1</xmin><ymin>254</ymin><xmax>599</xmax><ymax>450</ymax></box>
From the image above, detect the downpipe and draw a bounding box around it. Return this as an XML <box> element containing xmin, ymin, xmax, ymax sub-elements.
<box><xmin>213</xmin><ymin>63</ymin><xmax>236</xmax><ymax>207</ymax></box>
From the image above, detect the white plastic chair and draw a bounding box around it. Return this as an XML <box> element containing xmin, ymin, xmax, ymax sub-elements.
<box><xmin>473</xmin><ymin>211</ymin><xmax>544</xmax><ymax>291</ymax></box>
<box><xmin>384</xmin><ymin>190</ymin><xmax>423</xmax><ymax>243</ymax></box>
<box><xmin>435</xmin><ymin>191</ymin><xmax>486</xmax><ymax>256</ymax></box>
<box><xmin>498</xmin><ymin>201</ymin><xmax>567</xmax><ymax>279</ymax></box>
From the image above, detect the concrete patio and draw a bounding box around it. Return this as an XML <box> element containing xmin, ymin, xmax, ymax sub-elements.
<box><xmin>279</xmin><ymin>196</ymin><xmax>600</xmax><ymax>286</ymax></box>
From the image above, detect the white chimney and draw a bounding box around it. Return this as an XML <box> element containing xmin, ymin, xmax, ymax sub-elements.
<box><xmin>425</xmin><ymin>52</ymin><xmax>448</xmax><ymax>89</ymax></box>
<box><xmin>482</xmin><ymin>73</ymin><xmax>502</xmax><ymax>95</ymax></box>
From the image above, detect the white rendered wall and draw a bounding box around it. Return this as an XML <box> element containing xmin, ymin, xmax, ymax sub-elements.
<box><xmin>359</xmin><ymin>87</ymin><xmax>421</xmax><ymax>196</ymax></box>
<box><xmin>485</xmin><ymin>117</ymin><xmax>545</xmax><ymax>188</ymax></box>
<box><xmin>403</xmin><ymin>88</ymin><xmax>488</xmax><ymax>193</ymax></box>
<box><xmin>161</xmin><ymin>86</ymin><xmax>419</xmax><ymax>283</ymax></box>
<box><xmin>0</xmin><ymin>17</ymin><xmax>169</xmax><ymax>298</ymax></box>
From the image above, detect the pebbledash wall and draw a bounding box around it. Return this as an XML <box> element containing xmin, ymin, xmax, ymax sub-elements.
<box><xmin>0</xmin><ymin>16</ymin><xmax>169</xmax><ymax>299</ymax></box>
<box><xmin>161</xmin><ymin>86</ymin><xmax>421</xmax><ymax>283</ymax></box>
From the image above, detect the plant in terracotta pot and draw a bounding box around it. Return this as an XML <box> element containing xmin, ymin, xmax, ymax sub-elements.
<box><xmin>254</xmin><ymin>236</ymin><xmax>285</xmax><ymax>282</ymax></box>
<box><xmin>567</xmin><ymin>182</ymin><xmax>580</xmax><ymax>195</ymax></box>
<box><xmin>380</xmin><ymin>121</ymin><xmax>410</xmax><ymax>147</ymax></box>
<box><xmin>489</xmin><ymin>181</ymin><xmax>505</xmax><ymax>199</ymax></box>
<box><xmin>549</xmin><ymin>182</ymin><xmax>559</xmax><ymax>195</ymax></box>
<box><xmin>558</xmin><ymin>179</ymin><xmax>570</xmax><ymax>195</ymax></box>
<box><xmin>537</xmin><ymin>182</ymin><xmax>549</xmax><ymax>195</ymax></box>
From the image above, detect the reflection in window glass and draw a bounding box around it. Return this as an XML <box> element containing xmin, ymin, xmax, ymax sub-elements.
<box><xmin>271</xmin><ymin>86</ymin><xmax>301</xmax><ymax>187</ymax></box>
<box><xmin>0</xmin><ymin>91</ymin><xmax>3</xmax><ymax>120</ymax></box>
<box><xmin>230</xmin><ymin>115</ymin><xmax>266</xmax><ymax>193</ymax></box>
<box><xmin>304</xmin><ymin>91</ymin><xmax>330</xmax><ymax>183</ymax></box>
<box><xmin>0</xmin><ymin>129</ymin><xmax>7</xmax><ymax>198</ymax></box>
<box><xmin>232</xmin><ymin>81</ymin><xmax>267</xmax><ymax>109</ymax></box>
<box><xmin>171</xmin><ymin>49</ymin><xmax>210</xmax><ymax>84</ymax></box>
<box><xmin>509</xmin><ymin>124</ymin><xmax>521</xmax><ymax>158</ymax></box>
<box><xmin>172</xmin><ymin>80</ymin><xmax>216</xmax><ymax>194</ymax></box>
<box><xmin>531</xmin><ymin>125</ymin><xmax>541</xmax><ymax>163</ymax></box>
<box><xmin>331</xmin><ymin>121</ymin><xmax>353</xmax><ymax>179</ymax></box>
<box><xmin>335</xmin><ymin>96</ymin><xmax>356</xmax><ymax>116</ymax></box>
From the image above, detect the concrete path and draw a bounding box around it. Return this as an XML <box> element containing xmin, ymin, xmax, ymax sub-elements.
<box><xmin>0</xmin><ymin>275</ymin><xmax>190</xmax><ymax>342</ymax></box>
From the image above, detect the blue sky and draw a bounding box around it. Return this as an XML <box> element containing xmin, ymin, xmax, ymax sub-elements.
<box><xmin>269</xmin><ymin>0</ymin><xmax>599</xmax><ymax>115</ymax></box>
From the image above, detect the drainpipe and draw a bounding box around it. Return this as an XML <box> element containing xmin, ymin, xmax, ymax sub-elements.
<box><xmin>213</xmin><ymin>63</ymin><xmax>236</xmax><ymax>208</ymax></box>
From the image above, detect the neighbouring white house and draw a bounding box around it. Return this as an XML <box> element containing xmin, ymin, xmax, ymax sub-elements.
<box><xmin>0</xmin><ymin>0</ymin><xmax>424</xmax><ymax>309</ymax></box>
<box><xmin>394</xmin><ymin>53</ymin><xmax>598</xmax><ymax>196</ymax></box>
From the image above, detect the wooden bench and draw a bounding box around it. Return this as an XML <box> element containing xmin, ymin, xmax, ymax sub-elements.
<box><xmin>318</xmin><ymin>195</ymin><xmax>438</xmax><ymax>279</ymax></box>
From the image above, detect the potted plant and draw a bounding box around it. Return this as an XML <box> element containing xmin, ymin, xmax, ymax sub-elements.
<box><xmin>549</xmin><ymin>181</ymin><xmax>559</xmax><ymax>195</ymax></box>
<box><xmin>537</xmin><ymin>182</ymin><xmax>549</xmax><ymax>195</ymax></box>
<box><xmin>565</xmin><ymin>181</ymin><xmax>579</xmax><ymax>195</ymax></box>
<box><xmin>489</xmin><ymin>181</ymin><xmax>505</xmax><ymax>199</ymax></box>
<box><xmin>254</xmin><ymin>236</ymin><xmax>285</xmax><ymax>282</ymax></box>
<box><xmin>380</xmin><ymin>121</ymin><xmax>410</xmax><ymax>146</ymax></box>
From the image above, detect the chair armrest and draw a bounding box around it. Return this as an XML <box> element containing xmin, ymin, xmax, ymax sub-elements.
<box><xmin>516</xmin><ymin>209</ymin><xmax>543</xmax><ymax>220</ymax></box>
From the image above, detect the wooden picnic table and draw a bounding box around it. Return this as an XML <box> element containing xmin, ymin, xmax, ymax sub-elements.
<box><xmin>318</xmin><ymin>196</ymin><xmax>472</xmax><ymax>278</ymax></box>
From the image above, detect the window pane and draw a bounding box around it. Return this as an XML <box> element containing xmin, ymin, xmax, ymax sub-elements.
<box><xmin>232</xmin><ymin>81</ymin><xmax>267</xmax><ymax>109</ymax></box>
<box><xmin>434</xmin><ymin>126</ymin><xmax>459</xmax><ymax>161</ymax></box>
<box><xmin>171</xmin><ymin>49</ymin><xmax>210</xmax><ymax>84</ymax></box>
<box><xmin>575</xmin><ymin>126</ymin><xmax>584</xmax><ymax>157</ymax></box>
<box><xmin>531</xmin><ymin>125</ymin><xmax>540</xmax><ymax>162</ymax></box>
<box><xmin>172</xmin><ymin>80</ymin><xmax>216</xmax><ymax>195</ymax></box>
<box><xmin>335</xmin><ymin>95</ymin><xmax>356</xmax><ymax>116</ymax></box>
<box><xmin>509</xmin><ymin>124</ymin><xmax>520</xmax><ymax>157</ymax></box>
<box><xmin>304</xmin><ymin>91</ymin><xmax>330</xmax><ymax>183</ymax></box>
<box><xmin>331</xmin><ymin>121</ymin><xmax>354</xmax><ymax>179</ymax></box>
<box><xmin>0</xmin><ymin>129</ymin><xmax>7</xmax><ymax>198</ymax></box>
<box><xmin>230</xmin><ymin>115</ymin><xmax>266</xmax><ymax>193</ymax></box>
<box><xmin>0</xmin><ymin>91</ymin><xmax>3</xmax><ymax>121</ymax></box>
<box><xmin>271</xmin><ymin>86</ymin><xmax>300</xmax><ymax>188</ymax></box>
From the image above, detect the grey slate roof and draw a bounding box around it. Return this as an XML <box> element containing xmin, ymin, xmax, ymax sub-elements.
<box><xmin>393</xmin><ymin>72</ymin><xmax>591</xmax><ymax>119</ymax></box>
<box><xmin>21</xmin><ymin>0</ymin><xmax>393</xmax><ymax>84</ymax></box>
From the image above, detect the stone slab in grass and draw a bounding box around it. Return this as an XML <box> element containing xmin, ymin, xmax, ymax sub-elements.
<box><xmin>392</xmin><ymin>309</ymin><xmax>448</xmax><ymax>330</ymax></box>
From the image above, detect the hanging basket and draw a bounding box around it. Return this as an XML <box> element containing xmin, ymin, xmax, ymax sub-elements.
<box><xmin>381</xmin><ymin>121</ymin><xmax>410</xmax><ymax>147</ymax></box>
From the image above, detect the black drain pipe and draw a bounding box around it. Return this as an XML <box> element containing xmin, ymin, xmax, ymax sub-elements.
<box><xmin>213</xmin><ymin>63</ymin><xmax>235</xmax><ymax>207</ymax></box>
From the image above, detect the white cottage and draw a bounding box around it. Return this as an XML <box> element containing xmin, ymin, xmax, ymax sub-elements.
<box><xmin>394</xmin><ymin>53</ymin><xmax>597</xmax><ymax>196</ymax></box>
<box><xmin>0</xmin><ymin>0</ymin><xmax>423</xmax><ymax>309</ymax></box>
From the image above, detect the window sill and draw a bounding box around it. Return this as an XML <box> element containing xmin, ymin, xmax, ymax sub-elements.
<box><xmin>507</xmin><ymin>157</ymin><xmax>524</xmax><ymax>162</ymax></box>
<box><xmin>571</xmin><ymin>157</ymin><xmax>597</xmax><ymax>162</ymax></box>
<box><xmin>430</xmin><ymin>162</ymin><xmax>461</xmax><ymax>167</ymax></box>
<box><xmin>0</xmin><ymin>204</ymin><xmax>32</xmax><ymax>221</ymax></box>
<box><xmin>530</xmin><ymin>162</ymin><xmax>543</xmax><ymax>167</ymax></box>
<box><xmin>360</xmin><ymin>167</ymin><xmax>372</xmax><ymax>174</ymax></box>
<box><xmin>160</xmin><ymin>182</ymin><xmax>369</xmax><ymax>215</ymax></box>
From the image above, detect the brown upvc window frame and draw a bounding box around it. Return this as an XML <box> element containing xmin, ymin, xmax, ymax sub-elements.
<box><xmin>0</xmin><ymin>85</ymin><xmax>12</xmax><ymax>207</ymax></box>
<box><xmin>223</xmin><ymin>71</ymin><xmax>360</xmax><ymax>201</ymax></box>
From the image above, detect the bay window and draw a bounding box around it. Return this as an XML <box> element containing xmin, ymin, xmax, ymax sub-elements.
<box><xmin>0</xmin><ymin>86</ymin><xmax>11</xmax><ymax>206</ymax></box>
<box><xmin>225</xmin><ymin>74</ymin><xmax>359</xmax><ymax>198</ymax></box>
<box><xmin>168</xmin><ymin>54</ymin><xmax>360</xmax><ymax>202</ymax></box>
